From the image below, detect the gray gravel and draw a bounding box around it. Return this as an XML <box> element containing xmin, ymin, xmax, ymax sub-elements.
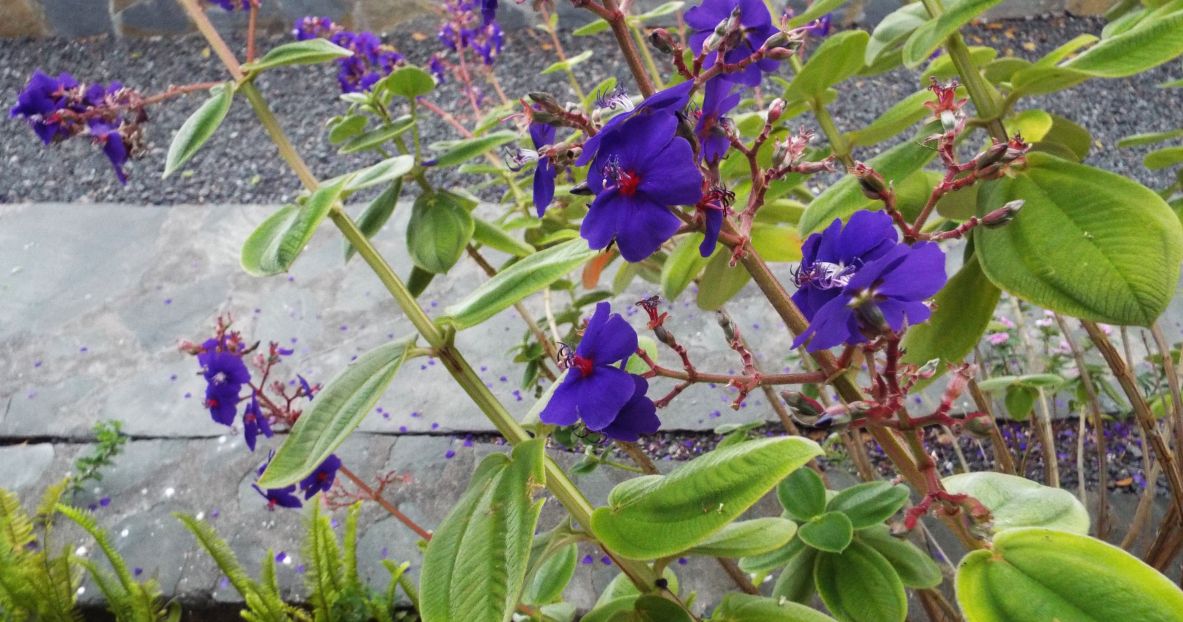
<box><xmin>0</xmin><ymin>14</ymin><xmax>1178</xmax><ymax>205</ymax></box>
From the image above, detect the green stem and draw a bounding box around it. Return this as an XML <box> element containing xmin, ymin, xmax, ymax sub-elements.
<box><xmin>917</xmin><ymin>0</ymin><xmax>1008</xmax><ymax>143</ymax></box>
<box><xmin>789</xmin><ymin>56</ymin><xmax>852</xmax><ymax>166</ymax></box>
<box><xmin>630</xmin><ymin>21</ymin><xmax>665</xmax><ymax>91</ymax></box>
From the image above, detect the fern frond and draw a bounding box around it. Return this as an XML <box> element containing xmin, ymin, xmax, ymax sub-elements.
<box><xmin>56</xmin><ymin>504</ymin><xmax>136</xmax><ymax>592</ymax></box>
<box><xmin>0</xmin><ymin>489</ymin><xmax>33</xmax><ymax>554</ymax></box>
<box><xmin>343</xmin><ymin>502</ymin><xmax>361</xmax><ymax>590</ymax></box>
<box><xmin>77</xmin><ymin>558</ymin><xmax>130</xmax><ymax>616</ymax></box>
<box><xmin>260</xmin><ymin>550</ymin><xmax>281</xmax><ymax>598</ymax></box>
<box><xmin>27</xmin><ymin>546</ymin><xmax>82</xmax><ymax>622</ymax></box>
<box><xmin>381</xmin><ymin>560</ymin><xmax>410</xmax><ymax>611</ymax></box>
<box><xmin>36</xmin><ymin>480</ymin><xmax>69</xmax><ymax>535</ymax></box>
<box><xmin>302</xmin><ymin>503</ymin><xmax>345</xmax><ymax>621</ymax></box>
<box><xmin>173</xmin><ymin>513</ymin><xmax>257</xmax><ymax>599</ymax></box>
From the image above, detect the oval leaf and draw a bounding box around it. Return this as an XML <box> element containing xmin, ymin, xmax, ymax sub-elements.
<box><xmin>244</xmin><ymin>38</ymin><xmax>353</xmax><ymax>72</ymax></box>
<box><xmin>826</xmin><ymin>481</ymin><xmax>909</xmax><ymax>529</ymax></box>
<box><xmin>590</xmin><ymin>437</ymin><xmax>823</xmax><ymax>559</ymax></box>
<box><xmin>711</xmin><ymin>593</ymin><xmax>838</xmax><ymax>622</ymax></box>
<box><xmin>777</xmin><ymin>467</ymin><xmax>828</xmax><ymax>522</ymax></box>
<box><xmin>902</xmin><ymin>0</ymin><xmax>1005</xmax><ymax>68</ymax></box>
<box><xmin>444</xmin><ymin>239</ymin><xmax>597</xmax><ymax>329</ymax></box>
<box><xmin>815</xmin><ymin>542</ymin><xmax>907</xmax><ymax>622</ymax></box>
<box><xmin>428</xmin><ymin>131</ymin><xmax>518</xmax><ymax>168</ymax></box>
<box><xmin>1063</xmin><ymin>12</ymin><xmax>1183</xmax><ymax>78</ymax></box>
<box><xmin>407</xmin><ymin>191</ymin><xmax>475</xmax><ymax>274</ymax></box>
<box><xmin>786</xmin><ymin>31</ymin><xmax>870</xmax><ymax>101</ymax></box>
<box><xmin>865</xmin><ymin>3</ymin><xmax>930</xmax><ymax>66</ymax></box>
<box><xmin>942</xmin><ymin>472</ymin><xmax>1089</xmax><ymax>534</ymax></box>
<box><xmin>956</xmin><ymin>528</ymin><xmax>1183</xmax><ymax>622</ymax></box>
<box><xmin>378</xmin><ymin>66</ymin><xmax>436</xmax><ymax>99</ymax></box>
<box><xmin>341</xmin><ymin>155</ymin><xmax>414</xmax><ymax>193</ymax></box>
<box><xmin>772</xmin><ymin>541</ymin><xmax>819</xmax><ymax>603</ymax></box>
<box><xmin>472</xmin><ymin>218</ymin><xmax>534</xmax><ymax>258</ymax></box>
<box><xmin>798</xmin><ymin>512</ymin><xmax>854</xmax><ymax>553</ymax></box>
<box><xmin>1146</xmin><ymin>146</ymin><xmax>1183</xmax><ymax>170</ymax></box>
<box><xmin>344</xmin><ymin>179</ymin><xmax>402</xmax><ymax>262</ymax></box>
<box><xmin>420</xmin><ymin>439</ymin><xmax>547</xmax><ymax>622</ymax></box>
<box><xmin>973</xmin><ymin>152</ymin><xmax>1183</xmax><ymax>326</ymax></box>
<box><xmin>855</xmin><ymin>525</ymin><xmax>942</xmax><ymax>588</ymax></box>
<box><xmin>338</xmin><ymin>116</ymin><xmax>416</xmax><ymax>155</ymax></box>
<box><xmin>697</xmin><ymin>250</ymin><xmax>751</xmax><ymax>311</ymax></box>
<box><xmin>542</xmin><ymin>50</ymin><xmax>593</xmax><ymax>75</ymax></box>
<box><xmin>661</xmin><ymin>234</ymin><xmax>711</xmax><ymax>300</ymax></box>
<box><xmin>164</xmin><ymin>82</ymin><xmax>234</xmax><ymax>178</ymax></box>
<box><xmin>902</xmin><ymin>254</ymin><xmax>1001</xmax><ymax>377</ymax></box>
<box><xmin>741</xmin><ymin>534</ymin><xmax>808</xmax><ymax>575</ymax></box>
<box><xmin>241</xmin><ymin>177</ymin><xmax>349</xmax><ymax>276</ymax></box>
<box><xmin>683</xmin><ymin>518</ymin><xmax>798</xmax><ymax>558</ymax></box>
<box><xmin>522</xmin><ymin>543</ymin><xmax>577</xmax><ymax>606</ymax></box>
<box><xmin>258</xmin><ymin>339</ymin><xmax>414</xmax><ymax>488</ymax></box>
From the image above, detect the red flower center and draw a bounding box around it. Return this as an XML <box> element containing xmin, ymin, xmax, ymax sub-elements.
<box><xmin>572</xmin><ymin>354</ymin><xmax>595</xmax><ymax>377</ymax></box>
<box><xmin>205</xmin><ymin>398</ymin><xmax>219</xmax><ymax>408</ymax></box>
<box><xmin>617</xmin><ymin>169</ymin><xmax>640</xmax><ymax>197</ymax></box>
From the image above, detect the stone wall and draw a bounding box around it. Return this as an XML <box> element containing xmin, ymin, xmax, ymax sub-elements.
<box><xmin>0</xmin><ymin>0</ymin><xmax>1118</xmax><ymax>38</ymax></box>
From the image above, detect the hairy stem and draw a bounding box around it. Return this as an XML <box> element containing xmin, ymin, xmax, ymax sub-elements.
<box><xmin>1054</xmin><ymin>314</ymin><xmax>1109</xmax><ymax>538</ymax></box>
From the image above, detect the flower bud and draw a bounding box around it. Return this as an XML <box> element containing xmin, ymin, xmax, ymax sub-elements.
<box><xmin>528</xmin><ymin>91</ymin><xmax>559</xmax><ymax>109</ymax></box>
<box><xmin>781</xmin><ymin>391</ymin><xmax>823</xmax><ymax>420</ymax></box>
<box><xmin>852</xmin><ymin>296</ymin><xmax>891</xmax><ymax>335</ymax></box>
<box><xmin>765</xmin><ymin>47</ymin><xmax>798</xmax><ymax>60</ymax></box>
<box><xmin>761</xmin><ymin>30</ymin><xmax>792</xmax><ymax>50</ymax></box>
<box><xmin>715</xmin><ymin>310</ymin><xmax>737</xmax><ymax>342</ymax></box>
<box><xmin>982</xmin><ymin>200</ymin><xmax>1024</xmax><ymax>228</ymax></box>
<box><xmin>767</xmin><ymin>98</ymin><xmax>786</xmax><ymax>123</ymax></box>
<box><xmin>851</xmin><ymin>162</ymin><xmax>889</xmax><ymax>200</ymax></box>
<box><xmin>704</xmin><ymin>7</ymin><xmax>743</xmax><ymax>53</ymax></box>
<box><xmin>569</xmin><ymin>181</ymin><xmax>593</xmax><ymax>196</ymax></box>
<box><xmin>649</xmin><ymin>28</ymin><xmax>676</xmax><ymax>54</ymax></box>
<box><xmin>916</xmin><ymin>358</ymin><xmax>941</xmax><ymax>379</ymax></box>
<box><xmin>813</xmin><ymin>410</ymin><xmax>852</xmax><ymax>430</ymax></box>
<box><xmin>963</xmin><ymin>414</ymin><xmax>995</xmax><ymax>439</ymax></box>
<box><xmin>974</xmin><ymin>141</ymin><xmax>1009</xmax><ymax>171</ymax></box>
<box><xmin>940</xmin><ymin>109</ymin><xmax>958</xmax><ymax>133</ymax></box>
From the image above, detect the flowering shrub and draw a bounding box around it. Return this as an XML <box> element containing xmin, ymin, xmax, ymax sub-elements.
<box><xmin>10</xmin><ymin>0</ymin><xmax>1183</xmax><ymax>620</ymax></box>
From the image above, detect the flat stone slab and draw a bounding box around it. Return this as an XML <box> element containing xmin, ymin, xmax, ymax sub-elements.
<box><xmin>5</xmin><ymin>203</ymin><xmax>1183</xmax><ymax>445</ymax></box>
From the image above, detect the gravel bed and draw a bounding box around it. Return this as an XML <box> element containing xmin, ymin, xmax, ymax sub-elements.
<box><xmin>0</xmin><ymin>14</ymin><xmax>1179</xmax><ymax>205</ymax></box>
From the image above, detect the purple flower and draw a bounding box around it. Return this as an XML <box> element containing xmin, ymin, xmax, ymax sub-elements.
<box><xmin>530</xmin><ymin>121</ymin><xmax>557</xmax><ymax>216</ymax></box>
<box><xmin>803</xmin><ymin>14</ymin><xmax>833</xmax><ymax>38</ymax></box>
<box><xmin>197</xmin><ymin>339</ymin><xmax>251</xmax><ymax>426</ymax></box>
<box><xmin>791</xmin><ymin>211</ymin><xmax>946</xmax><ymax>351</ymax></box>
<box><xmin>685</xmin><ymin>0</ymin><xmax>779</xmax><ymax>86</ymax></box>
<box><xmin>599</xmin><ymin>376</ymin><xmax>661</xmax><ymax>441</ymax></box>
<box><xmin>582</xmin><ymin>112</ymin><xmax>703</xmax><ymax>262</ymax></box>
<box><xmin>293</xmin><ymin>19</ymin><xmax>403</xmax><ymax>93</ymax></box>
<box><xmin>10</xmin><ymin>70</ymin><xmax>76</xmax><ymax>144</ymax></box>
<box><xmin>87</xmin><ymin>121</ymin><xmax>129</xmax><ymax>184</ymax></box>
<box><xmin>428</xmin><ymin>54</ymin><xmax>448</xmax><ymax>84</ymax></box>
<box><xmin>293</xmin><ymin>16</ymin><xmax>336</xmax><ymax>40</ymax></box>
<box><xmin>437</xmin><ymin>0</ymin><xmax>504</xmax><ymax>66</ymax></box>
<box><xmin>577</xmin><ymin>81</ymin><xmax>693</xmax><ymax>168</ymax></box>
<box><xmin>298</xmin><ymin>454</ymin><xmax>341</xmax><ymax>500</ymax></box>
<box><xmin>695</xmin><ymin>78</ymin><xmax>741</xmax><ymax>164</ymax></box>
<box><xmin>480</xmin><ymin>0</ymin><xmax>497</xmax><ymax>24</ymax></box>
<box><xmin>297</xmin><ymin>374</ymin><xmax>316</xmax><ymax>400</ymax></box>
<box><xmin>541</xmin><ymin>303</ymin><xmax>651</xmax><ymax>434</ymax></box>
<box><xmin>252</xmin><ymin>452</ymin><xmax>302</xmax><ymax>509</ymax></box>
<box><xmin>242</xmin><ymin>394</ymin><xmax>272</xmax><ymax>452</ymax></box>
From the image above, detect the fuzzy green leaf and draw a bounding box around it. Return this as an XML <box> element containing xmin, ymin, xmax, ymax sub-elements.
<box><xmin>163</xmin><ymin>82</ymin><xmax>234</xmax><ymax>178</ymax></box>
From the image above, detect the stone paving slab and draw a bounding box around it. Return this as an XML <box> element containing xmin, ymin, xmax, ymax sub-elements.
<box><xmin>5</xmin><ymin>202</ymin><xmax>1183</xmax><ymax>445</ymax></box>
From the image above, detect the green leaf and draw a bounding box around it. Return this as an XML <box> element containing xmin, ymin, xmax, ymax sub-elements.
<box><xmin>772</xmin><ymin>540</ymin><xmax>818</xmax><ymax>603</ymax></box>
<box><xmin>787</xmin><ymin>0</ymin><xmax>848</xmax><ymax>26</ymax></box>
<box><xmin>522</xmin><ymin>543</ymin><xmax>577</xmax><ymax>606</ymax></box>
<box><xmin>344</xmin><ymin>179</ymin><xmax>402</xmax><ymax>262</ymax></box>
<box><xmin>1033</xmin><ymin>33</ymin><xmax>1099</xmax><ymax>67</ymax></box>
<box><xmin>956</xmin><ymin>528</ymin><xmax>1183</xmax><ymax>622</ymax></box>
<box><xmin>542</xmin><ymin>50</ymin><xmax>593</xmax><ymax>75</ymax></box>
<box><xmin>164</xmin><ymin>82</ymin><xmax>234</xmax><ymax>178</ymax></box>
<box><xmin>407</xmin><ymin>191</ymin><xmax>474</xmax><ymax>274</ymax></box>
<box><xmin>697</xmin><ymin>250</ymin><xmax>751</xmax><ymax>311</ymax></box>
<box><xmin>1146</xmin><ymin>146</ymin><xmax>1183</xmax><ymax>170</ymax></box>
<box><xmin>408</xmin><ymin>265</ymin><xmax>435</xmax><ymax>297</ymax></box>
<box><xmin>328</xmin><ymin>114</ymin><xmax>367</xmax><ymax>145</ymax></box>
<box><xmin>1041</xmin><ymin>113</ymin><xmax>1092</xmax><ymax>161</ymax></box>
<box><xmin>798</xmin><ymin>512</ymin><xmax>854</xmax><ymax>553</ymax></box>
<box><xmin>340</xmin><ymin>155</ymin><xmax>414</xmax><ymax>193</ymax></box>
<box><xmin>244</xmin><ymin>38</ymin><xmax>353</xmax><ymax>72</ymax></box>
<box><xmin>444</xmin><ymin>239</ymin><xmax>597</xmax><ymax>329</ymax></box>
<box><xmin>1004</xmin><ymin>385</ymin><xmax>1037</xmax><ymax>419</ymax></box>
<box><xmin>683</xmin><ymin>518</ymin><xmax>798</xmax><ymax>558</ymax></box>
<box><xmin>848</xmin><ymin>87</ymin><xmax>937</xmax><ymax>148</ymax></box>
<box><xmin>258</xmin><ymin>339</ymin><xmax>414</xmax><ymax>488</ymax></box>
<box><xmin>710</xmin><ymin>593</ymin><xmax>838</xmax><ymax>622</ymax></box>
<box><xmin>921</xmin><ymin>46</ymin><xmax>997</xmax><ymax>82</ymax></box>
<box><xmin>741</xmin><ymin>534</ymin><xmax>807</xmax><ymax>575</ymax></box>
<box><xmin>661</xmin><ymin>234</ymin><xmax>710</xmax><ymax>300</ymax></box>
<box><xmin>377</xmin><ymin>66</ymin><xmax>436</xmax><ymax>99</ymax></box>
<box><xmin>1064</xmin><ymin>12</ymin><xmax>1183</xmax><ymax>77</ymax></box>
<box><xmin>428</xmin><ymin>131</ymin><xmax>518</xmax><ymax>168</ymax></box>
<box><xmin>777</xmin><ymin>468</ymin><xmax>828</xmax><ymax>522</ymax></box>
<box><xmin>786</xmin><ymin>31</ymin><xmax>870</xmax><ymax>101</ymax></box>
<box><xmin>1117</xmin><ymin>128</ymin><xmax>1183</xmax><ymax>147</ymax></box>
<box><xmin>636</xmin><ymin>1</ymin><xmax>685</xmax><ymax>20</ymax></box>
<box><xmin>865</xmin><ymin>3</ymin><xmax>930</xmax><ymax>66</ymax></box>
<box><xmin>901</xmin><ymin>254</ymin><xmax>1001</xmax><ymax>376</ymax></box>
<box><xmin>1009</xmin><ymin>66</ymin><xmax>1092</xmax><ymax>97</ymax></box>
<box><xmin>241</xmin><ymin>177</ymin><xmax>349</xmax><ymax>277</ymax></box>
<box><xmin>750</xmin><ymin>224</ymin><xmax>803</xmax><ymax>262</ymax></box>
<box><xmin>942</xmin><ymin>472</ymin><xmax>1089</xmax><ymax>534</ymax></box>
<box><xmin>902</xmin><ymin>0</ymin><xmax>1005</xmax><ymax>68</ymax></box>
<box><xmin>815</xmin><ymin>542</ymin><xmax>907</xmax><ymax>622</ymax></box>
<box><xmin>799</xmin><ymin>121</ymin><xmax>941</xmax><ymax>235</ymax></box>
<box><xmin>973</xmin><ymin>152</ymin><xmax>1183</xmax><ymax>325</ymax></box>
<box><xmin>590</xmin><ymin>437</ymin><xmax>823</xmax><ymax>559</ymax></box>
<box><xmin>420</xmin><ymin>439</ymin><xmax>546</xmax><ymax>622</ymax></box>
<box><xmin>826</xmin><ymin>482</ymin><xmax>909</xmax><ymax>529</ymax></box>
<box><xmin>337</xmin><ymin>116</ymin><xmax>416</xmax><ymax>154</ymax></box>
<box><xmin>856</xmin><ymin>525</ymin><xmax>942</xmax><ymax>588</ymax></box>
<box><xmin>472</xmin><ymin>218</ymin><xmax>534</xmax><ymax>258</ymax></box>
<box><xmin>573</xmin><ymin>19</ymin><xmax>610</xmax><ymax>36</ymax></box>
